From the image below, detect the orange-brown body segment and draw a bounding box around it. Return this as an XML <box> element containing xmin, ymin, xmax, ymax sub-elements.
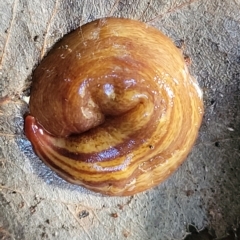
<box><xmin>24</xmin><ymin>18</ymin><xmax>203</xmax><ymax>196</ymax></box>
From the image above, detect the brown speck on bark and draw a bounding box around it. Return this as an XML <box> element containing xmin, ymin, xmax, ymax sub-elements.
<box><xmin>30</xmin><ymin>206</ymin><xmax>36</xmax><ymax>214</ymax></box>
<box><xmin>117</xmin><ymin>204</ymin><xmax>124</xmax><ymax>210</ymax></box>
<box><xmin>184</xmin><ymin>55</ymin><xmax>192</xmax><ymax>66</ymax></box>
<box><xmin>18</xmin><ymin>201</ymin><xmax>25</xmax><ymax>208</ymax></box>
<box><xmin>185</xmin><ymin>190</ymin><xmax>194</xmax><ymax>197</ymax></box>
<box><xmin>78</xmin><ymin>210</ymin><xmax>89</xmax><ymax>219</ymax></box>
<box><xmin>111</xmin><ymin>213</ymin><xmax>118</xmax><ymax>218</ymax></box>
<box><xmin>123</xmin><ymin>230</ymin><xmax>130</xmax><ymax>238</ymax></box>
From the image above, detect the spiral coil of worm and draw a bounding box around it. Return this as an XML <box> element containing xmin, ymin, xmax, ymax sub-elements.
<box><xmin>24</xmin><ymin>18</ymin><xmax>203</xmax><ymax>196</ymax></box>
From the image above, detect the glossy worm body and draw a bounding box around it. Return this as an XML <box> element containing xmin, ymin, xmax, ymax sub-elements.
<box><xmin>24</xmin><ymin>18</ymin><xmax>203</xmax><ymax>196</ymax></box>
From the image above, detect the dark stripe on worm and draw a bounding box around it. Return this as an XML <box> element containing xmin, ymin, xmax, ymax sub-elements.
<box><xmin>36</xmin><ymin>144</ymin><xmax>142</xmax><ymax>190</ymax></box>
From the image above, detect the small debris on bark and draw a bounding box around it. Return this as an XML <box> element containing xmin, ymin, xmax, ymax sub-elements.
<box><xmin>78</xmin><ymin>210</ymin><xmax>89</xmax><ymax>219</ymax></box>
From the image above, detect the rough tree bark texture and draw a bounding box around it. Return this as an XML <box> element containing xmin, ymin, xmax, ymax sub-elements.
<box><xmin>0</xmin><ymin>0</ymin><xmax>240</xmax><ymax>239</ymax></box>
